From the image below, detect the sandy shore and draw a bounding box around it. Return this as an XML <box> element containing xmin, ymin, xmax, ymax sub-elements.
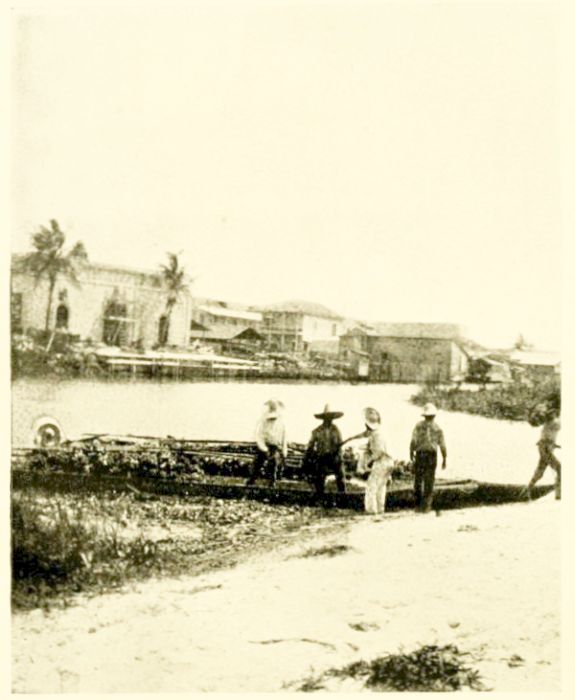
<box><xmin>12</xmin><ymin>496</ymin><xmax>560</xmax><ymax>692</ymax></box>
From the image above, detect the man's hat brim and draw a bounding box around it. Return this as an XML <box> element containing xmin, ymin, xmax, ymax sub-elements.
<box><xmin>315</xmin><ymin>411</ymin><xmax>344</xmax><ymax>420</ymax></box>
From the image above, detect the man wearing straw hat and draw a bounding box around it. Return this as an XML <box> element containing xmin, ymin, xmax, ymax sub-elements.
<box><xmin>246</xmin><ymin>398</ymin><xmax>288</xmax><ymax>487</ymax></box>
<box><xmin>344</xmin><ymin>407</ymin><xmax>394</xmax><ymax>514</ymax></box>
<box><xmin>409</xmin><ymin>403</ymin><xmax>447</xmax><ymax>513</ymax></box>
<box><xmin>304</xmin><ymin>404</ymin><xmax>346</xmax><ymax>498</ymax></box>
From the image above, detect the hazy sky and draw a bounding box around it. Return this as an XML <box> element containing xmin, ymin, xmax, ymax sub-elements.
<box><xmin>11</xmin><ymin>1</ymin><xmax>561</xmax><ymax>349</ymax></box>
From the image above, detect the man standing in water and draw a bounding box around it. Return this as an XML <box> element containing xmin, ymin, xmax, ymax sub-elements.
<box><xmin>409</xmin><ymin>403</ymin><xmax>447</xmax><ymax>513</ymax></box>
<box><xmin>246</xmin><ymin>398</ymin><xmax>287</xmax><ymax>487</ymax></box>
<box><xmin>303</xmin><ymin>404</ymin><xmax>346</xmax><ymax>499</ymax></box>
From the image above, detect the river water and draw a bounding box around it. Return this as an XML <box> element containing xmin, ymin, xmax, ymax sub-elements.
<box><xmin>11</xmin><ymin>377</ymin><xmax>550</xmax><ymax>485</ymax></box>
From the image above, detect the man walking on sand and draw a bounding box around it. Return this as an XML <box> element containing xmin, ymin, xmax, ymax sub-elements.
<box><xmin>303</xmin><ymin>404</ymin><xmax>346</xmax><ymax>499</ymax></box>
<box><xmin>246</xmin><ymin>398</ymin><xmax>287</xmax><ymax>487</ymax></box>
<box><xmin>410</xmin><ymin>403</ymin><xmax>447</xmax><ymax>513</ymax></box>
<box><xmin>522</xmin><ymin>403</ymin><xmax>561</xmax><ymax>500</ymax></box>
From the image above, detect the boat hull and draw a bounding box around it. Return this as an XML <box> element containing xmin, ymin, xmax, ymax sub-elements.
<box><xmin>11</xmin><ymin>469</ymin><xmax>554</xmax><ymax>512</ymax></box>
<box><xmin>12</xmin><ymin>435</ymin><xmax>555</xmax><ymax>510</ymax></box>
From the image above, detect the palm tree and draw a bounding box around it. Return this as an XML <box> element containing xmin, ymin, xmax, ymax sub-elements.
<box><xmin>514</xmin><ymin>333</ymin><xmax>533</xmax><ymax>352</ymax></box>
<box><xmin>159</xmin><ymin>252</ymin><xmax>189</xmax><ymax>345</ymax></box>
<box><xmin>16</xmin><ymin>219</ymin><xmax>88</xmax><ymax>333</ymax></box>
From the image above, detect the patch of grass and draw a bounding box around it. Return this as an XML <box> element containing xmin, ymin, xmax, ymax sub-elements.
<box><xmin>298</xmin><ymin>676</ymin><xmax>327</xmax><ymax>692</ymax></box>
<box><xmin>298</xmin><ymin>644</ymin><xmax>486</xmax><ymax>692</ymax></box>
<box><xmin>299</xmin><ymin>544</ymin><xmax>352</xmax><ymax>559</ymax></box>
<box><xmin>12</xmin><ymin>488</ymin><xmax>352</xmax><ymax>610</ymax></box>
<box><xmin>349</xmin><ymin>621</ymin><xmax>380</xmax><ymax>632</ymax></box>
<box><xmin>11</xmin><ymin>491</ymin><xmax>160</xmax><ymax>609</ymax></box>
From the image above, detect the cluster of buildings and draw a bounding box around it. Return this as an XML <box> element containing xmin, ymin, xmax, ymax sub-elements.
<box><xmin>11</xmin><ymin>255</ymin><xmax>559</xmax><ymax>382</ymax></box>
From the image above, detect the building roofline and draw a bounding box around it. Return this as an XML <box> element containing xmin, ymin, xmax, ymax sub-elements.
<box><xmin>342</xmin><ymin>321</ymin><xmax>464</xmax><ymax>341</ymax></box>
<box><xmin>197</xmin><ymin>304</ymin><xmax>262</xmax><ymax>322</ymax></box>
<box><xmin>11</xmin><ymin>253</ymin><xmax>194</xmax><ymax>283</ymax></box>
<box><xmin>256</xmin><ymin>299</ymin><xmax>344</xmax><ymax>320</ymax></box>
<box><xmin>85</xmin><ymin>260</ymin><xmax>162</xmax><ymax>277</ymax></box>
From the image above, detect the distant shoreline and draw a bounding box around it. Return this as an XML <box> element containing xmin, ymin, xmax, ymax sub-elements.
<box><xmin>412</xmin><ymin>377</ymin><xmax>560</xmax><ymax>423</ymax></box>
<box><xmin>11</xmin><ymin>373</ymin><xmax>378</xmax><ymax>387</ymax></box>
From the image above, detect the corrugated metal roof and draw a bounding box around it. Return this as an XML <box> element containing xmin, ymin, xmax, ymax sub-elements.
<box><xmin>198</xmin><ymin>305</ymin><xmax>262</xmax><ymax>322</ymax></box>
<box><xmin>370</xmin><ymin>322</ymin><xmax>461</xmax><ymax>340</ymax></box>
<box><xmin>343</xmin><ymin>322</ymin><xmax>462</xmax><ymax>340</ymax></box>
<box><xmin>258</xmin><ymin>299</ymin><xmax>343</xmax><ymax>320</ymax></box>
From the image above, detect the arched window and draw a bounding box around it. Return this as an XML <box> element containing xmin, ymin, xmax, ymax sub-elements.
<box><xmin>56</xmin><ymin>304</ymin><xmax>69</xmax><ymax>330</ymax></box>
<box><xmin>158</xmin><ymin>315</ymin><xmax>169</xmax><ymax>345</ymax></box>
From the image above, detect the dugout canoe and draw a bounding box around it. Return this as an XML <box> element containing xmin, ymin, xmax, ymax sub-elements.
<box><xmin>11</xmin><ymin>469</ymin><xmax>554</xmax><ymax>511</ymax></box>
<box><xmin>11</xmin><ymin>431</ymin><xmax>554</xmax><ymax>511</ymax></box>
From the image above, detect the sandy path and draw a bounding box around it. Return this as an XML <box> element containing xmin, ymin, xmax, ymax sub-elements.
<box><xmin>12</xmin><ymin>497</ymin><xmax>560</xmax><ymax>692</ymax></box>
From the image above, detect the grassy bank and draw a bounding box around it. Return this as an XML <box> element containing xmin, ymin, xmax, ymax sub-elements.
<box><xmin>12</xmin><ymin>488</ymin><xmax>351</xmax><ymax>611</ymax></box>
<box><xmin>411</xmin><ymin>376</ymin><xmax>560</xmax><ymax>422</ymax></box>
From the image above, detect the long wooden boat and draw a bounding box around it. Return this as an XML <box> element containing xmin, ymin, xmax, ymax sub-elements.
<box><xmin>11</xmin><ymin>430</ymin><xmax>554</xmax><ymax>511</ymax></box>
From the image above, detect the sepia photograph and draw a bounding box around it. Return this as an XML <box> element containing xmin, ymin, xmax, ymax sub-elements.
<box><xmin>5</xmin><ymin>0</ymin><xmax>568</xmax><ymax>693</ymax></box>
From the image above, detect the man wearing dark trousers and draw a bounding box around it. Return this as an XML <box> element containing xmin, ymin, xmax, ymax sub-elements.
<box><xmin>304</xmin><ymin>404</ymin><xmax>346</xmax><ymax>498</ymax></box>
<box><xmin>409</xmin><ymin>403</ymin><xmax>447</xmax><ymax>513</ymax></box>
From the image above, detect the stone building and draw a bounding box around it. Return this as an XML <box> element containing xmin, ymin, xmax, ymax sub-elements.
<box><xmin>340</xmin><ymin>322</ymin><xmax>468</xmax><ymax>382</ymax></box>
<box><xmin>11</xmin><ymin>257</ymin><xmax>193</xmax><ymax>349</ymax></box>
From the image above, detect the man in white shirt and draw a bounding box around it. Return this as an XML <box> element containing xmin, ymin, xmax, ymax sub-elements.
<box><xmin>246</xmin><ymin>399</ymin><xmax>287</xmax><ymax>487</ymax></box>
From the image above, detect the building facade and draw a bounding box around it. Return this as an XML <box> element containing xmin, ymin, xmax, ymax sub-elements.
<box><xmin>11</xmin><ymin>257</ymin><xmax>193</xmax><ymax>349</ymax></box>
<box><xmin>259</xmin><ymin>300</ymin><xmax>343</xmax><ymax>353</ymax></box>
<box><xmin>340</xmin><ymin>322</ymin><xmax>468</xmax><ymax>382</ymax></box>
<box><xmin>188</xmin><ymin>298</ymin><xmax>264</xmax><ymax>351</ymax></box>
<box><xmin>507</xmin><ymin>350</ymin><xmax>560</xmax><ymax>379</ymax></box>
<box><xmin>191</xmin><ymin>299</ymin><xmax>262</xmax><ymax>331</ymax></box>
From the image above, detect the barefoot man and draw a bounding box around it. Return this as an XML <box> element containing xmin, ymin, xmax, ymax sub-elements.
<box><xmin>522</xmin><ymin>404</ymin><xmax>561</xmax><ymax>500</ymax></box>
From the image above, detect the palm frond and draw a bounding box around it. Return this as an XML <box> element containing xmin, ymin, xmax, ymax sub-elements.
<box><xmin>159</xmin><ymin>252</ymin><xmax>189</xmax><ymax>314</ymax></box>
<box><xmin>68</xmin><ymin>241</ymin><xmax>88</xmax><ymax>261</ymax></box>
<box><xmin>19</xmin><ymin>221</ymin><xmax>88</xmax><ymax>287</ymax></box>
<box><xmin>160</xmin><ymin>252</ymin><xmax>188</xmax><ymax>290</ymax></box>
<box><xmin>31</xmin><ymin>221</ymin><xmax>65</xmax><ymax>254</ymax></box>
<box><xmin>58</xmin><ymin>258</ymin><xmax>81</xmax><ymax>286</ymax></box>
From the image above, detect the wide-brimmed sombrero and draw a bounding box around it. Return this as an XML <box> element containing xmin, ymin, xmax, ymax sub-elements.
<box><xmin>314</xmin><ymin>404</ymin><xmax>344</xmax><ymax>420</ymax></box>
